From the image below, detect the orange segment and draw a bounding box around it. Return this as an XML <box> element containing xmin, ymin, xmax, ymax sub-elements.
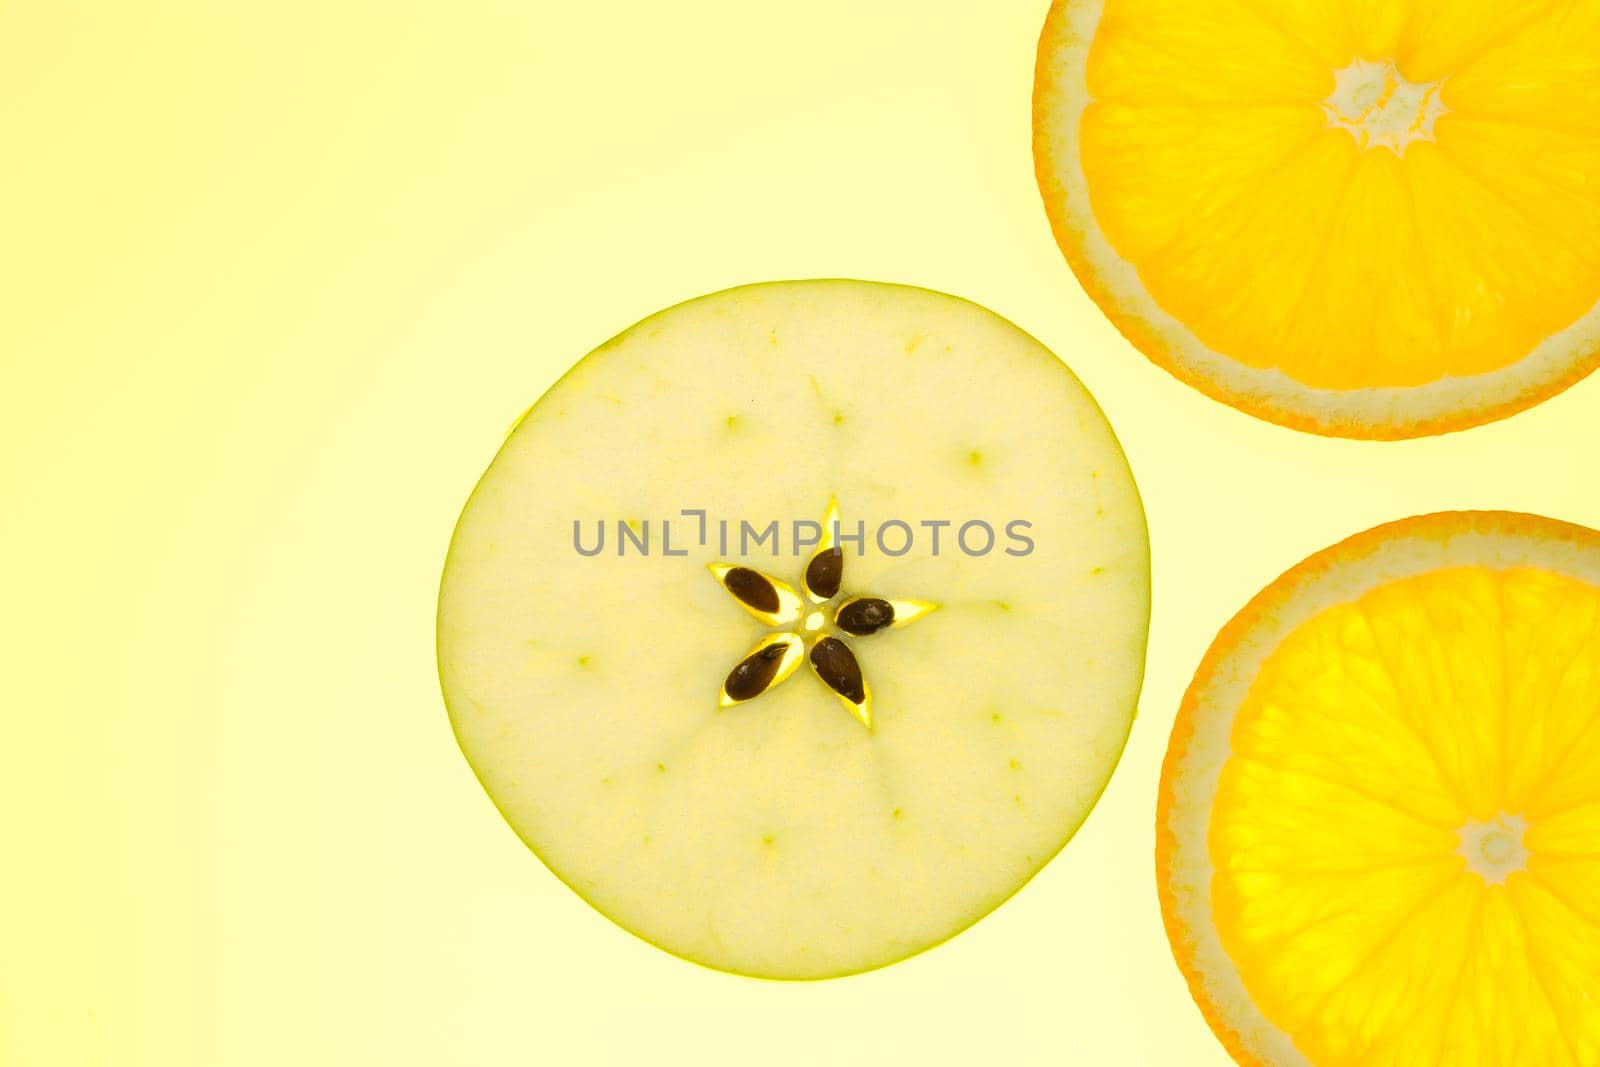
<box><xmin>1399</xmin><ymin>0</ymin><xmax>1567</xmax><ymax>82</ymax></box>
<box><xmin>1088</xmin><ymin>0</ymin><xmax>1333</xmax><ymax>104</ymax></box>
<box><xmin>1444</xmin><ymin>1</ymin><xmax>1600</xmax><ymax>127</ymax></box>
<box><xmin>1079</xmin><ymin>104</ymin><xmax>1327</xmax><ymax>265</ymax></box>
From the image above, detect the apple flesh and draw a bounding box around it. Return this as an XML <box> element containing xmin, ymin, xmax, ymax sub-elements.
<box><xmin>438</xmin><ymin>280</ymin><xmax>1149</xmax><ymax>978</ymax></box>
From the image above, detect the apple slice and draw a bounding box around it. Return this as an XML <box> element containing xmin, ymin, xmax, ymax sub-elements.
<box><xmin>438</xmin><ymin>280</ymin><xmax>1149</xmax><ymax>978</ymax></box>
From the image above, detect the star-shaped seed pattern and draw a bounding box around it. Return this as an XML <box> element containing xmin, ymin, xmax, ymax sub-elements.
<box><xmin>710</xmin><ymin>499</ymin><xmax>937</xmax><ymax>728</ymax></box>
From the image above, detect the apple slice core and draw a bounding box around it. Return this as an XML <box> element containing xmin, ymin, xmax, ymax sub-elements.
<box><xmin>438</xmin><ymin>280</ymin><xmax>1150</xmax><ymax>978</ymax></box>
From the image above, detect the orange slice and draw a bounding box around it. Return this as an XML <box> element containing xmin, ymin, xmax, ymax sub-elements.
<box><xmin>1159</xmin><ymin>511</ymin><xmax>1600</xmax><ymax>1064</ymax></box>
<box><xmin>1035</xmin><ymin>1</ymin><xmax>1600</xmax><ymax>438</ymax></box>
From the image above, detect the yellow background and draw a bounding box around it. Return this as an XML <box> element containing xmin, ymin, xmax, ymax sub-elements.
<box><xmin>4</xmin><ymin>3</ymin><xmax>1597</xmax><ymax>1064</ymax></box>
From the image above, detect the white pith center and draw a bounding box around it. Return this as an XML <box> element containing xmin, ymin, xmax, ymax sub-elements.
<box><xmin>802</xmin><ymin>610</ymin><xmax>826</xmax><ymax>634</ymax></box>
<box><xmin>1322</xmin><ymin>59</ymin><xmax>1448</xmax><ymax>154</ymax></box>
<box><xmin>1457</xmin><ymin>814</ymin><xmax>1529</xmax><ymax>885</ymax></box>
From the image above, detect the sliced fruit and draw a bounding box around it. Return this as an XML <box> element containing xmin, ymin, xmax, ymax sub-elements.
<box><xmin>1159</xmin><ymin>511</ymin><xmax>1600</xmax><ymax>1065</ymax></box>
<box><xmin>1034</xmin><ymin>1</ymin><xmax>1600</xmax><ymax>438</ymax></box>
<box><xmin>438</xmin><ymin>280</ymin><xmax>1150</xmax><ymax>979</ymax></box>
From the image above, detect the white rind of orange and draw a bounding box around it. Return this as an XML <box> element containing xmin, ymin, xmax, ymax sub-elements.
<box><xmin>1156</xmin><ymin>511</ymin><xmax>1600</xmax><ymax>1067</ymax></box>
<box><xmin>1033</xmin><ymin>0</ymin><xmax>1600</xmax><ymax>440</ymax></box>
